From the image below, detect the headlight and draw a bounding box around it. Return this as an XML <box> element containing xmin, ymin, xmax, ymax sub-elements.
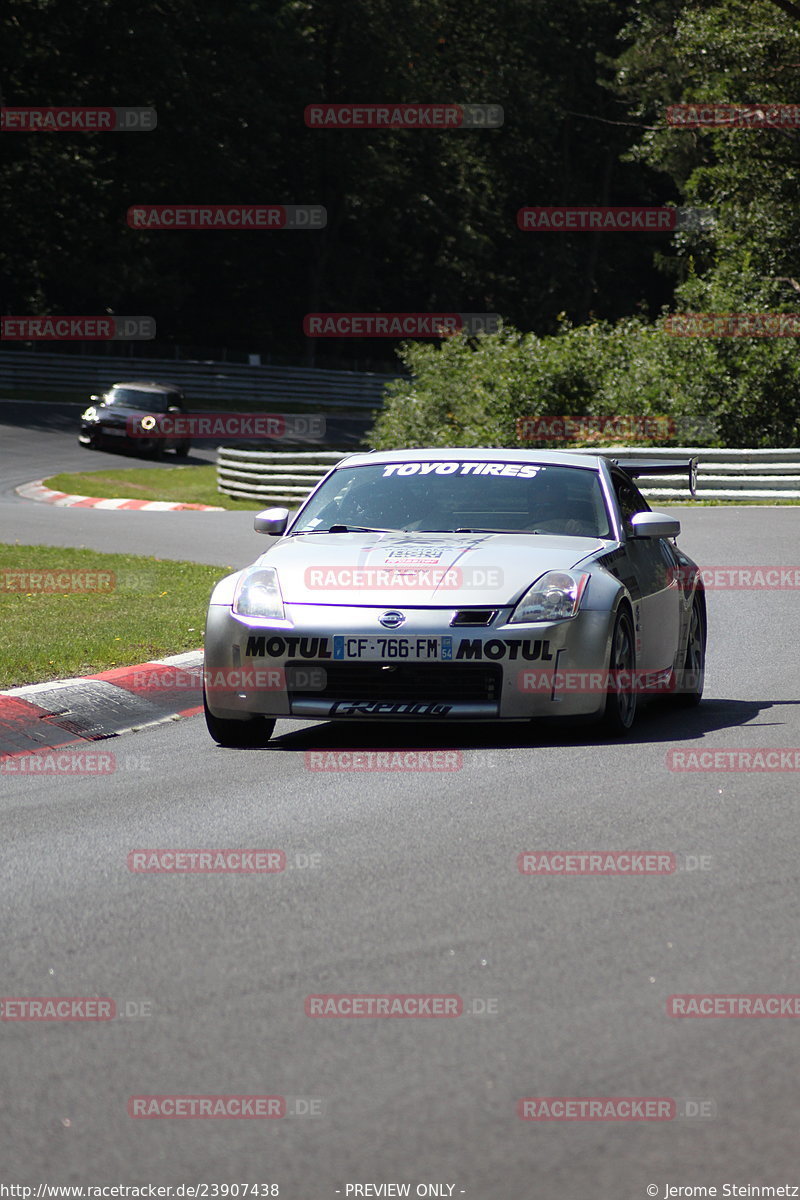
<box><xmin>509</xmin><ymin>570</ymin><xmax>589</xmax><ymax>623</ymax></box>
<box><xmin>233</xmin><ymin>567</ymin><xmax>285</xmax><ymax>619</ymax></box>
<box><xmin>82</xmin><ymin>406</ymin><xmax>98</xmax><ymax>420</ymax></box>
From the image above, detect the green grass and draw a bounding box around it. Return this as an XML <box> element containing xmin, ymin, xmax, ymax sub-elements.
<box><xmin>43</xmin><ymin>465</ymin><xmax>262</xmax><ymax>510</ymax></box>
<box><xmin>662</xmin><ymin>498</ymin><xmax>800</xmax><ymax>506</ymax></box>
<box><xmin>0</xmin><ymin>544</ymin><xmax>231</xmax><ymax>688</ymax></box>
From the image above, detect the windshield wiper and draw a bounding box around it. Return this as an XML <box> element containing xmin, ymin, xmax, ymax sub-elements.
<box><xmin>294</xmin><ymin>524</ymin><xmax>397</xmax><ymax>534</ymax></box>
<box><xmin>447</xmin><ymin>527</ymin><xmax>542</xmax><ymax>534</ymax></box>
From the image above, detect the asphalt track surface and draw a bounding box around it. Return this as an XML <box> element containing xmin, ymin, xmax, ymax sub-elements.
<box><xmin>2</xmin><ymin>402</ymin><xmax>799</xmax><ymax>1196</ymax></box>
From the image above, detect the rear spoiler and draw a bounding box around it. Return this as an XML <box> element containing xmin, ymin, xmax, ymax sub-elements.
<box><xmin>606</xmin><ymin>456</ymin><xmax>699</xmax><ymax>499</ymax></box>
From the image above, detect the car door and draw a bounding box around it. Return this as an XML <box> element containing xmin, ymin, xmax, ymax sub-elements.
<box><xmin>611</xmin><ymin>471</ymin><xmax>681</xmax><ymax>673</ymax></box>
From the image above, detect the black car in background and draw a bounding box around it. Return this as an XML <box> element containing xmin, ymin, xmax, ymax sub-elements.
<box><xmin>78</xmin><ymin>380</ymin><xmax>192</xmax><ymax>458</ymax></box>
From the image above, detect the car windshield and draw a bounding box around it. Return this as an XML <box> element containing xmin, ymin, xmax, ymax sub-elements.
<box><xmin>294</xmin><ymin>461</ymin><xmax>612</xmax><ymax>538</ymax></box>
<box><xmin>104</xmin><ymin>388</ymin><xmax>177</xmax><ymax>412</ymax></box>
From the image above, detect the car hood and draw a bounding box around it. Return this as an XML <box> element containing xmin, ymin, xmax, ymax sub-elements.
<box><xmin>256</xmin><ymin>531</ymin><xmax>609</xmax><ymax>606</ymax></box>
<box><xmin>95</xmin><ymin>403</ymin><xmax>165</xmax><ymax>421</ymax></box>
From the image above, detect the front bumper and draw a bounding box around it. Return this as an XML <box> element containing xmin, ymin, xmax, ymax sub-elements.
<box><xmin>79</xmin><ymin>421</ymin><xmax>134</xmax><ymax>445</ymax></box>
<box><xmin>204</xmin><ymin>603</ymin><xmax>615</xmax><ymax>722</ymax></box>
<box><xmin>78</xmin><ymin>421</ymin><xmax>190</xmax><ymax>449</ymax></box>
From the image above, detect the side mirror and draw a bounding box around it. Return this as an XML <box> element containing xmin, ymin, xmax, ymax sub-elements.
<box><xmin>630</xmin><ymin>511</ymin><xmax>681</xmax><ymax>539</ymax></box>
<box><xmin>254</xmin><ymin>507</ymin><xmax>289</xmax><ymax>536</ymax></box>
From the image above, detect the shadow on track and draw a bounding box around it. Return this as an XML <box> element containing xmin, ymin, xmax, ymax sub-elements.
<box><xmin>213</xmin><ymin>697</ymin><xmax>795</xmax><ymax>754</ymax></box>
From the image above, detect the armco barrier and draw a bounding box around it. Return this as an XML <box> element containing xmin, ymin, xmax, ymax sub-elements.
<box><xmin>217</xmin><ymin>446</ymin><xmax>800</xmax><ymax>505</ymax></box>
<box><xmin>217</xmin><ymin>449</ymin><xmax>348</xmax><ymax>502</ymax></box>
<box><xmin>0</xmin><ymin>350</ymin><xmax>397</xmax><ymax>411</ymax></box>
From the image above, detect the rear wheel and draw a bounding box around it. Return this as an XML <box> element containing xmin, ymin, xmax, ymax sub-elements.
<box><xmin>600</xmin><ymin>608</ymin><xmax>637</xmax><ymax>736</ymax></box>
<box><xmin>672</xmin><ymin>597</ymin><xmax>705</xmax><ymax>707</ymax></box>
<box><xmin>203</xmin><ymin>685</ymin><xmax>276</xmax><ymax>747</ymax></box>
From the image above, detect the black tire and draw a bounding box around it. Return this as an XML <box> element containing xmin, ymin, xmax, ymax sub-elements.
<box><xmin>79</xmin><ymin>435</ymin><xmax>100</xmax><ymax>450</ymax></box>
<box><xmin>672</xmin><ymin>596</ymin><xmax>705</xmax><ymax>707</ymax></box>
<box><xmin>203</xmin><ymin>686</ymin><xmax>276</xmax><ymax>747</ymax></box>
<box><xmin>173</xmin><ymin>443</ymin><xmax>190</xmax><ymax>458</ymax></box>
<box><xmin>599</xmin><ymin>607</ymin><xmax>637</xmax><ymax>736</ymax></box>
<box><xmin>141</xmin><ymin>439</ymin><xmax>164</xmax><ymax>460</ymax></box>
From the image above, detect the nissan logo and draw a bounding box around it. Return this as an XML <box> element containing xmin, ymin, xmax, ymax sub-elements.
<box><xmin>379</xmin><ymin>610</ymin><xmax>406</xmax><ymax>629</ymax></box>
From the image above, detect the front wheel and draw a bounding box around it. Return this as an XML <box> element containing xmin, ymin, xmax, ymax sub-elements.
<box><xmin>599</xmin><ymin>608</ymin><xmax>637</xmax><ymax>736</ymax></box>
<box><xmin>203</xmin><ymin>686</ymin><xmax>276</xmax><ymax>747</ymax></box>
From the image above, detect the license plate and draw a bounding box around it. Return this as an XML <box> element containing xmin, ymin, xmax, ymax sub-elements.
<box><xmin>333</xmin><ymin>635</ymin><xmax>453</xmax><ymax>661</ymax></box>
<box><xmin>103</xmin><ymin>427</ymin><xmax>126</xmax><ymax>436</ymax></box>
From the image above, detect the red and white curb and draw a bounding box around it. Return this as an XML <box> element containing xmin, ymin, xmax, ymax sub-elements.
<box><xmin>0</xmin><ymin>650</ymin><xmax>205</xmax><ymax>764</ymax></box>
<box><xmin>16</xmin><ymin>479</ymin><xmax>224</xmax><ymax>511</ymax></box>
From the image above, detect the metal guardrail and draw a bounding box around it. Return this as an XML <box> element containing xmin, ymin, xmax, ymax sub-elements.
<box><xmin>217</xmin><ymin>449</ymin><xmax>349</xmax><ymax>501</ymax></box>
<box><xmin>217</xmin><ymin>445</ymin><xmax>800</xmax><ymax>504</ymax></box>
<box><xmin>0</xmin><ymin>350</ymin><xmax>397</xmax><ymax>411</ymax></box>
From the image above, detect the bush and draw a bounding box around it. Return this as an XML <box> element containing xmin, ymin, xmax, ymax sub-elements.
<box><xmin>368</xmin><ymin>314</ymin><xmax>800</xmax><ymax>450</ymax></box>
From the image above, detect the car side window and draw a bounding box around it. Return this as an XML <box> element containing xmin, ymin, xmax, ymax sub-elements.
<box><xmin>613</xmin><ymin>474</ymin><xmax>651</xmax><ymax>536</ymax></box>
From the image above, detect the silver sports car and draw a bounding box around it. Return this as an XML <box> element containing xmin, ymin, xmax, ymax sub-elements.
<box><xmin>203</xmin><ymin>448</ymin><xmax>706</xmax><ymax>745</ymax></box>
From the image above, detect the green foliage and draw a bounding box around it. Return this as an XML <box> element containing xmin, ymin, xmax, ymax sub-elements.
<box><xmin>3</xmin><ymin>0</ymin><xmax>797</xmax><ymax>439</ymax></box>
<box><xmin>0</xmin><ymin>0</ymin><xmax>677</xmax><ymax>350</ymax></box>
<box><xmin>370</xmin><ymin>0</ymin><xmax>800</xmax><ymax>451</ymax></box>
<box><xmin>369</xmin><ymin>317</ymin><xmax>800</xmax><ymax>449</ymax></box>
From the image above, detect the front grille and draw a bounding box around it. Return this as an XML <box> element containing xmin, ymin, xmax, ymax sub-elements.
<box><xmin>286</xmin><ymin>660</ymin><xmax>502</xmax><ymax>706</ymax></box>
